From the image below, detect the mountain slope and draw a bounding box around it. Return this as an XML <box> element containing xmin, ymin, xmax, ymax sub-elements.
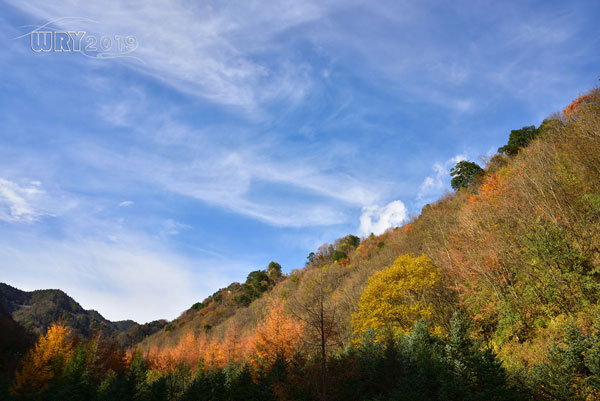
<box><xmin>139</xmin><ymin>235</ymin><xmax>368</xmax><ymax>350</ymax></box>
<box><xmin>139</xmin><ymin>263</ymin><xmax>288</xmax><ymax>349</ymax></box>
<box><xmin>140</xmin><ymin>88</ymin><xmax>600</xmax><ymax>376</ymax></box>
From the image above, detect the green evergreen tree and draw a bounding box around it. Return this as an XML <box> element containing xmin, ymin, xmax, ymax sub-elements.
<box><xmin>450</xmin><ymin>161</ymin><xmax>484</xmax><ymax>190</ymax></box>
<box><xmin>96</xmin><ymin>370</ymin><xmax>128</xmax><ymax>401</ymax></box>
<box><xmin>498</xmin><ymin>125</ymin><xmax>539</xmax><ymax>156</ymax></box>
<box><xmin>530</xmin><ymin>324</ymin><xmax>596</xmax><ymax>400</ymax></box>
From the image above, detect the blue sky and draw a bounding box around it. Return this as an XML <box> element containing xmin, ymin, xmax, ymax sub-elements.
<box><xmin>0</xmin><ymin>0</ymin><xmax>598</xmax><ymax>322</ymax></box>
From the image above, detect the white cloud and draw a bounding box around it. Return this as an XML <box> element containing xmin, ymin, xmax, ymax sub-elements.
<box><xmin>417</xmin><ymin>154</ymin><xmax>467</xmax><ymax>203</ymax></box>
<box><xmin>118</xmin><ymin>200</ymin><xmax>134</xmax><ymax>207</ymax></box>
<box><xmin>358</xmin><ymin>200</ymin><xmax>407</xmax><ymax>236</ymax></box>
<box><xmin>451</xmin><ymin>99</ymin><xmax>474</xmax><ymax>113</ymax></box>
<box><xmin>0</xmin><ymin>178</ymin><xmax>48</xmax><ymax>222</ymax></box>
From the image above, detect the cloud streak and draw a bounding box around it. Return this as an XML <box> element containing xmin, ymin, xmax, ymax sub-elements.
<box><xmin>65</xmin><ymin>96</ymin><xmax>387</xmax><ymax>228</ymax></box>
<box><xmin>0</xmin><ymin>178</ymin><xmax>49</xmax><ymax>222</ymax></box>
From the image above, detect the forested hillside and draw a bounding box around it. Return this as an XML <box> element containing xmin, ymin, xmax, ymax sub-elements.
<box><xmin>3</xmin><ymin>88</ymin><xmax>600</xmax><ymax>400</ymax></box>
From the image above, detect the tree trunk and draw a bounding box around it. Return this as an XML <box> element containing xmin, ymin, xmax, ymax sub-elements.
<box><xmin>320</xmin><ymin>271</ymin><xmax>327</xmax><ymax>401</ymax></box>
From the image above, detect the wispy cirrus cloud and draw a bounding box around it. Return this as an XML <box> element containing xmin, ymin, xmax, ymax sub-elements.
<box><xmin>0</xmin><ymin>178</ymin><xmax>45</xmax><ymax>222</ymax></box>
<box><xmin>7</xmin><ymin>0</ymin><xmax>346</xmax><ymax>117</ymax></box>
<box><xmin>67</xmin><ymin>94</ymin><xmax>387</xmax><ymax>228</ymax></box>
<box><xmin>160</xmin><ymin>219</ymin><xmax>190</xmax><ymax>236</ymax></box>
<box><xmin>73</xmin><ymin>135</ymin><xmax>378</xmax><ymax>227</ymax></box>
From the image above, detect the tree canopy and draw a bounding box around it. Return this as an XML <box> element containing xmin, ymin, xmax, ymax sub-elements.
<box><xmin>235</xmin><ymin>270</ymin><xmax>273</xmax><ymax>306</ymax></box>
<box><xmin>498</xmin><ymin>125</ymin><xmax>540</xmax><ymax>156</ymax></box>
<box><xmin>352</xmin><ymin>254</ymin><xmax>444</xmax><ymax>341</ymax></box>
<box><xmin>450</xmin><ymin>160</ymin><xmax>484</xmax><ymax>190</ymax></box>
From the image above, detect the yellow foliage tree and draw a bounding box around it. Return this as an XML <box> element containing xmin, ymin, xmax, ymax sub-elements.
<box><xmin>12</xmin><ymin>322</ymin><xmax>74</xmax><ymax>396</ymax></box>
<box><xmin>352</xmin><ymin>254</ymin><xmax>443</xmax><ymax>342</ymax></box>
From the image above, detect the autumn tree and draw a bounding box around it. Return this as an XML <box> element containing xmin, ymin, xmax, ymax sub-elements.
<box><xmin>177</xmin><ymin>331</ymin><xmax>203</xmax><ymax>370</ymax></box>
<box><xmin>332</xmin><ymin>250</ymin><xmax>347</xmax><ymax>263</ymax></box>
<box><xmin>220</xmin><ymin>323</ymin><xmax>251</xmax><ymax>366</ymax></box>
<box><xmin>562</xmin><ymin>91</ymin><xmax>599</xmax><ymax>120</ymax></box>
<box><xmin>341</xmin><ymin>234</ymin><xmax>360</xmax><ymax>248</ymax></box>
<box><xmin>94</xmin><ymin>336</ymin><xmax>127</xmax><ymax>377</ymax></box>
<box><xmin>204</xmin><ymin>337</ymin><xmax>225</xmax><ymax>369</ymax></box>
<box><xmin>289</xmin><ymin>266</ymin><xmax>344</xmax><ymax>400</ymax></box>
<box><xmin>251</xmin><ymin>298</ymin><xmax>304</xmax><ymax>368</ymax></box>
<box><xmin>12</xmin><ymin>322</ymin><xmax>74</xmax><ymax>397</ymax></box>
<box><xmin>352</xmin><ymin>254</ymin><xmax>446</xmax><ymax>342</ymax></box>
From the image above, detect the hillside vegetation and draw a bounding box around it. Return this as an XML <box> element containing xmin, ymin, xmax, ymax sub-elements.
<box><xmin>3</xmin><ymin>88</ymin><xmax>600</xmax><ymax>400</ymax></box>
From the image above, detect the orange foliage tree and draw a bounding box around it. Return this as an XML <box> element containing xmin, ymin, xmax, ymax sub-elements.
<box><xmin>146</xmin><ymin>325</ymin><xmax>254</xmax><ymax>373</ymax></box>
<box><xmin>250</xmin><ymin>298</ymin><xmax>304</xmax><ymax>368</ymax></box>
<box><xmin>204</xmin><ymin>336</ymin><xmax>224</xmax><ymax>368</ymax></box>
<box><xmin>220</xmin><ymin>323</ymin><xmax>252</xmax><ymax>366</ymax></box>
<box><xmin>147</xmin><ymin>330</ymin><xmax>209</xmax><ymax>372</ymax></box>
<box><xmin>562</xmin><ymin>92</ymin><xmax>597</xmax><ymax>119</ymax></box>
